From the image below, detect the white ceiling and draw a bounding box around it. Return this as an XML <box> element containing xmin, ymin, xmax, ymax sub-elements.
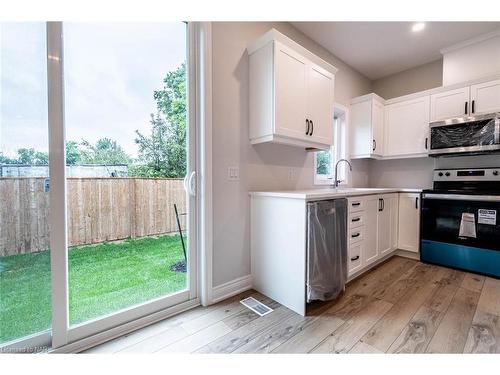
<box><xmin>291</xmin><ymin>22</ymin><xmax>500</xmax><ymax>80</ymax></box>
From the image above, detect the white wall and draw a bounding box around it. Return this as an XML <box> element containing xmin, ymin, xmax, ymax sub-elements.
<box><xmin>211</xmin><ymin>22</ymin><xmax>372</xmax><ymax>288</ymax></box>
<box><xmin>368</xmin><ymin>158</ymin><xmax>435</xmax><ymax>189</ymax></box>
<box><xmin>442</xmin><ymin>32</ymin><xmax>500</xmax><ymax>86</ymax></box>
<box><xmin>371</xmin><ymin>59</ymin><xmax>443</xmax><ymax>100</ymax></box>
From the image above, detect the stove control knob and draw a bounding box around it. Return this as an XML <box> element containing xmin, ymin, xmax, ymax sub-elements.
<box><xmin>438</xmin><ymin>172</ymin><xmax>444</xmax><ymax>177</ymax></box>
<box><xmin>445</xmin><ymin>172</ymin><xmax>451</xmax><ymax>177</ymax></box>
<box><xmin>493</xmin><ymin>170</ymin><xmax>499</xmax><ymax>176</ymax></box>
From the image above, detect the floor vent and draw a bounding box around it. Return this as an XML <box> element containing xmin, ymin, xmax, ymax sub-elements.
<box><xmin>240</xmin><ymin>297</ymin><xmax>273</xmax><ymax>316</ymax></box>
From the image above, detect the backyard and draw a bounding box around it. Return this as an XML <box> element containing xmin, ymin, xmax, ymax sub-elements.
<box><xmin>0</xmin><ymin>235</ymin><xmax>186</xmax><ymax>343</ymax></box>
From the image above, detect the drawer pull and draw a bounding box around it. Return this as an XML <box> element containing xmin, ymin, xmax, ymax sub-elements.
<box><xmin>351</xmin><ymin>202</ymin><xmax>361</xmax><ymax>207</ymax></box>
<box><xmin>351</xmin><ymin>233</ymin><xmax>360</xmax><ymax>238</ymax></box>
<box><xmin>350</xmin><ymin>255</ymin><xmax>360</xmax><ymax>261</ymax></box>
<box><xmin>351</xmin><ymin>217</ymin><xmax>361</xmax><ymax>222</ymax></box>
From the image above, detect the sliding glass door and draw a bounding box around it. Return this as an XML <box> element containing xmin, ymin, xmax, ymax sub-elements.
<box><xmin>0</xmin><ymin>23</ymin><xmax>52</xmax><ymax>349</ymax></box>
<box><xmin>0</xmin><ymin>21</ymin><xmax>197</xmax><ymax>350</ymax></box>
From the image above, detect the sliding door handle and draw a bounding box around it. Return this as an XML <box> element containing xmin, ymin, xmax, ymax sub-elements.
<box><xmin>185</xmin><ymin>171</ymin><xmax>196</xmax><ymax>197</ymax></box>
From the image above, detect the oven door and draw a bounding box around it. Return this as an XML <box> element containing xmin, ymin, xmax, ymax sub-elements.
<box><xmin>429</xmin><ymin>115</ymin><xmax>500</xmax><ymax>156</ymax></box>
<box><xmin>421</xmin><ymin>193</ymin><xmax>500</xmax><ymax>277</ymax></box>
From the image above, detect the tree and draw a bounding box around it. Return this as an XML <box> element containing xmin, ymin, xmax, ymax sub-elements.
<box><xmin>80</xmin><ymin>138</ymin><xmax>132</xmax><ymax>165</ymax></box>
<box><xmin>133</xmin><ymin>63</ymin><xmax>187</xmax><ymax>178</ymax></box>
<box><xmin>316</xmin><ymin>151</ymin><xmax>331</xmax><ymax>176</ymax></box>
<box><xmin>16</xmin><ymin>148</ymin><xmax>49</xmax><ymax>165</ymax></box>
<box><xmin>65</xmin><ymin>141</ymin><xmax>82</xmax><ymax>165</ymax></box>
<box><xmin>0</xmin><ymin>152</ymin><xmax>18</xmax><ymax>164</ymax></box>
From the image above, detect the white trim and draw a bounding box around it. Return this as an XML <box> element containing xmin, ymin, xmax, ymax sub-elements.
<box><xmin>186</xmin><ymin>22</ymin><xmax>198</xmax><ymax>302</ymax></box>
<box><xmin>211</xmin><ymin>275</ymin><xmax>253</xmax><ymax>304</ymax></box>
<box><xmin>67</xmin><ymin>290</ymin><xmax>190</xmax><ymax>343</ymax></box>
<box><xmin>350</xmin><ymin>93</ymin><xmax>385</xmax><ymax>105</ymax></box>
<box><xmin>50</xmin><ymin>298</ymin><xmax>200</xmax><ymax>353</ymax></box>
<box><xmin>47</xmin><ymin>21</ymin><xmax>69</xmax><ymax>349</ymax></box>
<box><xmin>440</xmin><ymin>28</ymin><xmax>500</xmax><ymax>54</ymax></box>
<box><xmin>313</xmin><ymin>102</ymin><xmax>350</xmax><ymax>186</ymax></box>
<box><xmin>247</xmin><ymin>28</ymin><xmax>338</xmax><ymax>74</ymax></box>
<box><xmin>394</xmin><ymin>249</ymin><xmax>420</xmax><ymax>260</ymax></box>
<box><xmin>193</xmin><ymin>22</ymin><xmax>214</xmax><ymax>307</ymax></box>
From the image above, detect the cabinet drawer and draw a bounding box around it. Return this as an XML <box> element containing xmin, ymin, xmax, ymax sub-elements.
<box><xmin>348</xmin><ymin>198</ymin><xmax>365</xmax><ymax>213</ymax></box>
<box><xmin>349</xmin><ymin>226</ymin><xmax>364</xmax><ymax>244</ymax></box>
<box><xmin>348</xmin><ymin>212</ymin><xmax>365</xmax><ymax>229</ymax></box>
<box><xmin>348</xmin><ymin>243</ymin><xmax>362</xmax><ymax>272</ymax></box>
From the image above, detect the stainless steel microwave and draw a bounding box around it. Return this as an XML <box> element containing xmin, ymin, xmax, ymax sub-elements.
<box><xmin>428</xmin><ymin>113</ymin><xmax>500</xmax><ymax>156</ymax></box>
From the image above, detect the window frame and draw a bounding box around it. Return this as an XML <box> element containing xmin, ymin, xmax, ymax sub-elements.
<box><xmin>313</xmin><ymin>103</ymin><xmax>350</xmax><ymax>186</ymax></box>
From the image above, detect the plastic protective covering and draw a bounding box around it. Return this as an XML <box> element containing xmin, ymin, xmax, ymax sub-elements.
<box><xmin>306</xmin><ymin>198</ymin><xmax>347</xmax><ymax>303</ymax></box>
<box><xmin>430</xmin><ymin>118</ymin><xmax>496</xmax><ymax>150</ymax></box>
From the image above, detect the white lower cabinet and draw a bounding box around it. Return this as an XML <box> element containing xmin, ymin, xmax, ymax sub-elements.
<box><xmin>397</xmin><ymin>193</ymin><xmax>421</xmax><ymax>253</ymax></box>
<box><xmin>347</xmin><ymin>193</ymin><xmax>399</xmax><ymax>276</ymax></box>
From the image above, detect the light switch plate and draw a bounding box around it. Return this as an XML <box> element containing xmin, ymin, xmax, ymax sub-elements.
<box><xmin>227</xmin><ymin>167</ymin><xmax>239</xmax><ymax>181</ymax></box>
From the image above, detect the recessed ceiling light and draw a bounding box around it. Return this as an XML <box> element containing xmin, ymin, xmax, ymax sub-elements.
<box><xmin>412</xmin><ymin>22</ymin><xmax>426</xmax><ymax>32</ymax></box>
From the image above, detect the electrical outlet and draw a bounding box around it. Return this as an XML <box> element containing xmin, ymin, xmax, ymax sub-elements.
<box><xmin>227</xmin><ymin>167</ymin><xmax>239</xmax><ymax>181</ymax></box>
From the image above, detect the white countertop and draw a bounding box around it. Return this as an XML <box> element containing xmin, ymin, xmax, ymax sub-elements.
<box><xmin>249</xmin><ymin>187</ymin><xmax>422</xmax><ymax>200</ymax></box>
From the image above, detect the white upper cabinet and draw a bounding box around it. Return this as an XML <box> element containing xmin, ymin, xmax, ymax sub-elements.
<box><xmin>430</xmin><ymin>78</ymin><xmax>500</xmax><ymax>122</ymax></box>
<box><xmin>430</xmin><ymin>86</ymin><xmax>470</xmax><ymax>121</ymax></box>
<box><xmin>350</xmin><ymin>94</ymin><xmax>385</xmax><ymax>158</ymax></box>
<box><xmin>307</xmin><ymin>64</ymin><xmax>335</xmax><ymax>145</ymax></box>
<box><xmin>274</xmin><ymin>44</ymin><xmax>309</xmax><ymax>140</ymax></box>
<box><xmin>384</xmin><ymin>96</ymin><xmax>430</xmax><ymax>158</ymax></box>
<box><xmin>470</xmin><ymin>78</ymin><xmax>500</xmax><ymax>115</ymax></box>
<box><xmin>248</xmin><ymin>29</ymin><xmax>337</xmax><ymax>150</ymax></box>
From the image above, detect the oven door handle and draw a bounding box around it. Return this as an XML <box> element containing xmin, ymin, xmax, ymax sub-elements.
<box><xmin>423</xmin><ymin>193</ymin><xmax>500</xmax><ymax>202</ymax></box>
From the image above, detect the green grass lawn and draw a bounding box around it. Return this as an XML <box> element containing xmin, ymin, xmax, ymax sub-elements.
<box><xmin>0</xmin><ymin>235</ymin><xmax>186</xmax><ymax>344</ymax></box>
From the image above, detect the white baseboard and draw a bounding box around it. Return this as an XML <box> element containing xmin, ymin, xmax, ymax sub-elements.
<box><xmin>395</xmin><ymin>249</ymin><xmax>420</xmax><ymax>260</ymax></box>
<box><xmin>211</xmin><ymin>274</ymin><xmax>253</xmax><ymax>304</ymax></box>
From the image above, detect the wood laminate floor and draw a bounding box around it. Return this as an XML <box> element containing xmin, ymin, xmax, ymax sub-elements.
<box><xmin>83</xmin><ymin>256</ymin><xmax>500</xmax><ymax>354</ymax></box>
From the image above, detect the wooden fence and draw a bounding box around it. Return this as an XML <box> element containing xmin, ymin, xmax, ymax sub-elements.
<box><xmin>0</xmin><ymin>178</ymin><xmax>186</xmax><ymax>256</ymax></box>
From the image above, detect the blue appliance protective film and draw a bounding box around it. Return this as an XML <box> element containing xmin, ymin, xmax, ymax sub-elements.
<box><xmin>421</xmin><ymin>240</ymin><xmax>500</xmax><ymax>278</ymax></box>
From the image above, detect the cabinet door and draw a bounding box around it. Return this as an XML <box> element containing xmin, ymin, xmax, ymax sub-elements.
<box><xmin>274</xmin><ymin>43</ymin><xmax>308</xmax><ymax>140</ymax></box>
<box><xmin>377</xmin><ymin>196</ymin><xmax>392</xmax><ymax>257</ymax></box>
<box><xmin>307</xmin><ymin>63</ymin><xmax>334</xmax><ymax>146</ymax></box>
<box><xmin>397</xmin><ymin>193</ymin><xmax>420</xmax><ymax>253</ymax></box>
<box><xmin>384</xmin><ymin>96</ymin><xmax>430</xmax><ymax>157</ymax></box>
<box><xmin>470</xmin><ymin>79</ymin><xmax>500</xmax><ymax>115</ymax></box>
<box><xmin>362</xmin><ymin>197</ymin><xmax>379</xmax><ymax>266</ymax></box>
<box><xmin>350</xmin><ymin>100</ymin><xmax>373</xmax><ymax>158</ymax></box>
<box><xmin>372</xmin><ymin>100</ymin><xmax>384</xmax><ymax>156</ymax></box>
<box><xmin>430</xmin><ymin>86</ymin><xmax>470</xmax><ymax>121</ymax></box>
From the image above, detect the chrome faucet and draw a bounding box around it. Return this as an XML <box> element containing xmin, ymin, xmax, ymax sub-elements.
<box><xmin>333</xmin><ymin>159</ymin><xmax>353</xmax><ymax>188</ymax></box>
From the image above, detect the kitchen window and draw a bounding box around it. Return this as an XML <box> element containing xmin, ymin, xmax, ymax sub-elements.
<box><xmin>314</xmin><ymin>104</ymin><xmax>349</xmax><ymax>185</ymax></box>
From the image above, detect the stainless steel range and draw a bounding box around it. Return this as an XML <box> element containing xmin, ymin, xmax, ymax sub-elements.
<box><xmin>420</xmin><ymin>167</ymin><xmax>500</xmax><ymax>278</ymax></box>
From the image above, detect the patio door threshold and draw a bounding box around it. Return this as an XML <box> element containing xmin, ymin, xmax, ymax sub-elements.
<box><xmin>50</xmin><ymin>296</ymin><xmax>200</xmax><ymax>353</ymax></box>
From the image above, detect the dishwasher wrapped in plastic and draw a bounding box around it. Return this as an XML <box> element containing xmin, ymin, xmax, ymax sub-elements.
<box><xmin>306</xmin><ymin>198</ymin><xmax>347</xmax><ymax>302</ymax></box>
